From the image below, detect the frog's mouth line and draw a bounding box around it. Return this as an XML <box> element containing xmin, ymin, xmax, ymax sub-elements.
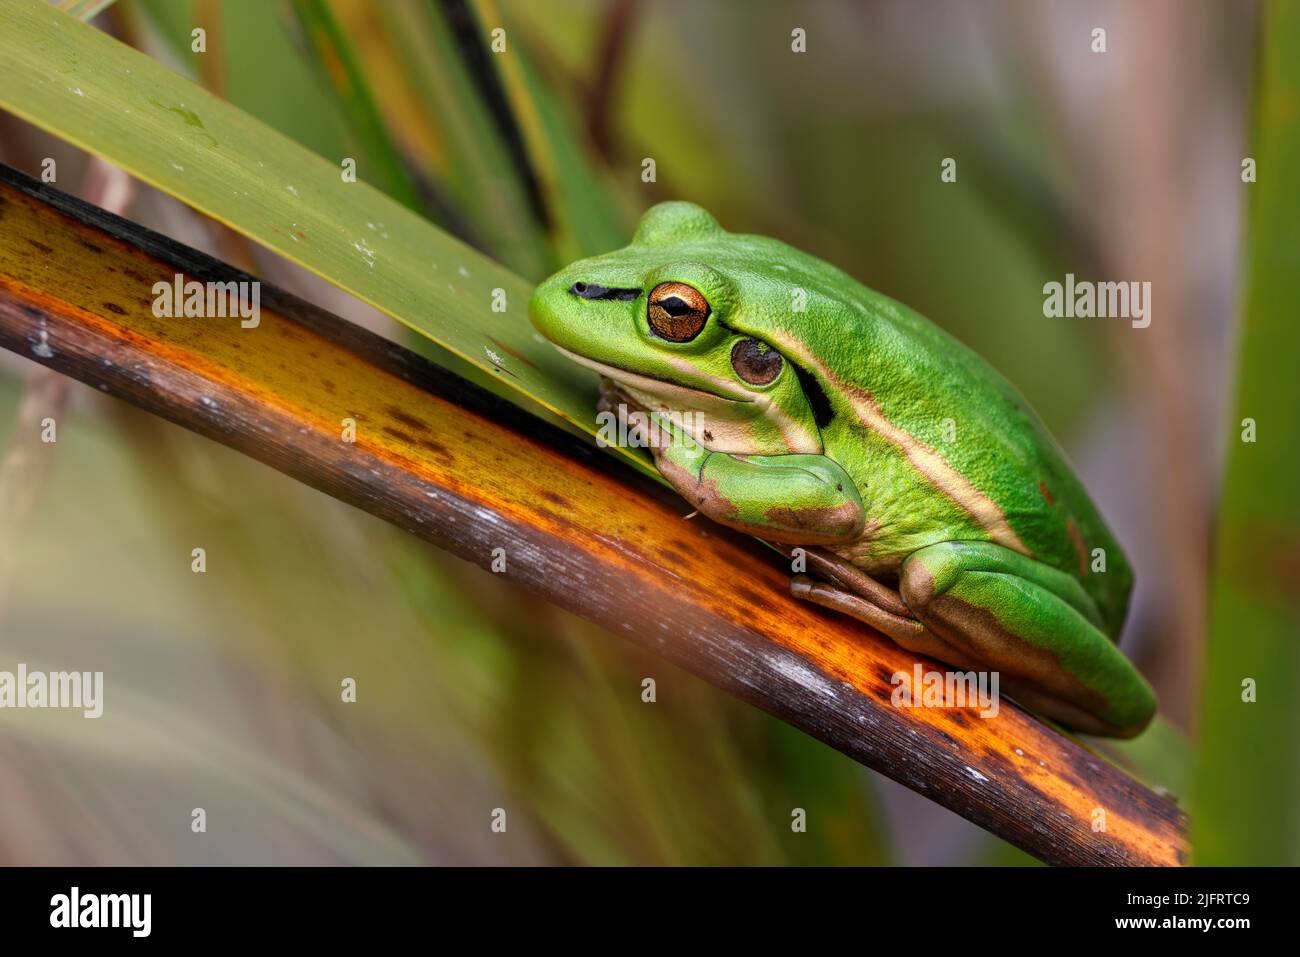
<box><xmin>551</xmin><ymin>345</ymin><xmax>749</xmax><ymax>407</ymax></box>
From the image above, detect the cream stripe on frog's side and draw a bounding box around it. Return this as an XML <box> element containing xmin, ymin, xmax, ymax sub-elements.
<box><xmin>768</xmin><ymin>330</ymin><xmax>1033</xmax><ymax>557</ymax></box>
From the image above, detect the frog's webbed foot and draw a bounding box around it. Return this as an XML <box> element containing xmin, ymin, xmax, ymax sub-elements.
<box><xmin>649</xmin><ymin>437</ymin><xmax>866</xmax><ymax>545</ymax></box>
<box><xmin>791</xmin><ymin>547</ymin><xmax>973</xmax><ymax>665</ymax></box>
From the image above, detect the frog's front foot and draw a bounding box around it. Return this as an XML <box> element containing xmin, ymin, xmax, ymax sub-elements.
<box><xmin>652</xmin><ymin>443</ymin><xmax>867</xmax><ymax>545</ymax></box>
<box><xmin>596</xmin><ymin>377</ymin><xmax>632</xmax><ymax>420</ymax></box>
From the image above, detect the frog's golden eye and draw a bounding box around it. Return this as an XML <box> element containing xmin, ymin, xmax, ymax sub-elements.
<box><xmin>730</xmin><ymin>338</ymin><xmax>784</xmax><ymax>385</ymax></box>
<box><xmin>647</xmin><ymin>282</ymin><xmax>710</xmax><ymax>342</ymax></box>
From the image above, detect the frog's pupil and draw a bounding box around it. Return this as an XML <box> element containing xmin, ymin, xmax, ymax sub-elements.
<box><xmin>659</xmin><ymin>296</ymin><xmax>691</xmax><ymax>317</ymax></box>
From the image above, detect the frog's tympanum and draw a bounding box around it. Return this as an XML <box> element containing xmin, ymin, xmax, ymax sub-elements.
<box><xmin>530</xmin><ymin>202</ymin><xmax>1155</xmax><ymax>738</ymax></box>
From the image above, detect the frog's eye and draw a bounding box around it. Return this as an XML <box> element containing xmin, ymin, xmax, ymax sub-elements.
<box><xmin>647</xmin><ymin>282</ymin><xmax>710</xmax><ymax>342</ymax></box>
<box><xmin>730</xmin><ymin>338</ymin><xmax>784</xmax><ymax>385</ymax></box>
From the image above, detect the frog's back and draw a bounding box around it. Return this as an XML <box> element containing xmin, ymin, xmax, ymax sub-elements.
<box><xmin>718</xmin><ymin>236</ymin><xmax>1134</xmax><ymax>636</ymax></box>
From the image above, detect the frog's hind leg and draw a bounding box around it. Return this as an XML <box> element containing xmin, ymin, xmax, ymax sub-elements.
<box><xmin>898</xmin><ymin>541</ymin><xmax>1156</xmax><ymax>738</ymax></box>
<box><xmin>790</xmin><ymin>547</ymin><xmax>977</xmax><ymax>666</ymax></box>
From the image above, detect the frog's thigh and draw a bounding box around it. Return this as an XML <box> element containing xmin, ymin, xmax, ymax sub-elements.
<box><xmin>899</xmin><ymin>542</ymin><xmax>1156</xmax><ymax>737</ymax></box>
<box><xmin>654</xmin><ymin>442</ymin><xmax>865</xmax><ymax>544</ymax></box>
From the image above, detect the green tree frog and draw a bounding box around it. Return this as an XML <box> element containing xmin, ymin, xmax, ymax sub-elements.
<box><xmin>529</xmin><ymin>202</ymin><xmax>1155</xmax><ymax>738</ymax></box>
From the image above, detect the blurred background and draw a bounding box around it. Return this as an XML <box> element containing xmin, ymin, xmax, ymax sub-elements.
<box><xmin>0</xmin><ymin>0</ymin><xmax>1291</xmax><ymax>864</ymax></box>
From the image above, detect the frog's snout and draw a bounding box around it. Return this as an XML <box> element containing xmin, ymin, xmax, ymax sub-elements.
<box><xmin>529</xmin><ymin>268</ymin><xmax>640</xmax><ymax>349</ymax></box>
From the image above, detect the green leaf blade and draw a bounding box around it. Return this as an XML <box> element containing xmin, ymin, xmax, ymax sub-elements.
<box><xmin>1192</xmin><ymin>0</ymin><xmax>1300</xmax><ymax>865</ymax></box>
<box><xmin>0</xmin><ymin>0</ymin><xmax>600</xmax><ymax>434</ymax></box>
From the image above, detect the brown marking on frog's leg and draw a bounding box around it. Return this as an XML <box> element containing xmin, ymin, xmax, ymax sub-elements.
<box><xmin>652</xmin><ymin>449</ymin><xmax>863</xmax><ymax>545</ymax></box>
<box><xmin>763</xmin><ymin>502</ymin><xmax>865</xmax><ymax>543</ymax></box>
<box><xmin>1065</xmin><ymin>518</ymin><xmax>1089</xmax><ymax>576</ymax></box>
<box><xmin>653</xmin><ymin>448</ymin><xmax>737</xmax><ymax>520</ymax></box>
<box><xmin>990</xmin><ymin>680</ymin><xmax>1123</xmax><ymax>738</ymax></box>
<box><xmin>899</xmin><ymin>552</ymin><xmax>1151</xmax><ymax>737</ymax></box>
<box><xmin>910</xmin><ymin>585</ymin><xmax>1125</xmax><ymax>733</ymax></box>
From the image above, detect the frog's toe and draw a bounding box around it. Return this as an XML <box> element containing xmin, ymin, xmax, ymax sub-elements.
<box><xmin>790</xmin><ymin>572</ymin><xmax>968</xmax><ymax>664</ymax></box>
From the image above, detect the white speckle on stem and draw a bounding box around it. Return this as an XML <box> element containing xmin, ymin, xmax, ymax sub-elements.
<box><xmin>472</xmin><ymin>506</ymin><xmax>505</xmax><ymax>528</ymax></box>
<box><xmin>768</xmin><ymin>654</ymin><xmax>838</xmax><ymax>699</ymax></box>
<box><xmin>31</xmin><ymin>327</ymin><xmax>54</xmax><ymax>359</ymax></box>
<box><xmin>965</xmin><ymin>766</ymin><xmax>989</xmax><ymax>783</ymax></box>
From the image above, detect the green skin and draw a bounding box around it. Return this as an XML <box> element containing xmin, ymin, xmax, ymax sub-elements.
<box><xmin>529</xmin><ymin>202</ymin><xmax>1156</xmax><ymax>738</ymax></box>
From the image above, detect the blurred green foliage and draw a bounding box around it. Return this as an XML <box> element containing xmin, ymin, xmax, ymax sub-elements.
<box><xmin>1192</xmin><ymin>0</ymin><xmax>1300</xmax><ymax>866</ymax></box>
